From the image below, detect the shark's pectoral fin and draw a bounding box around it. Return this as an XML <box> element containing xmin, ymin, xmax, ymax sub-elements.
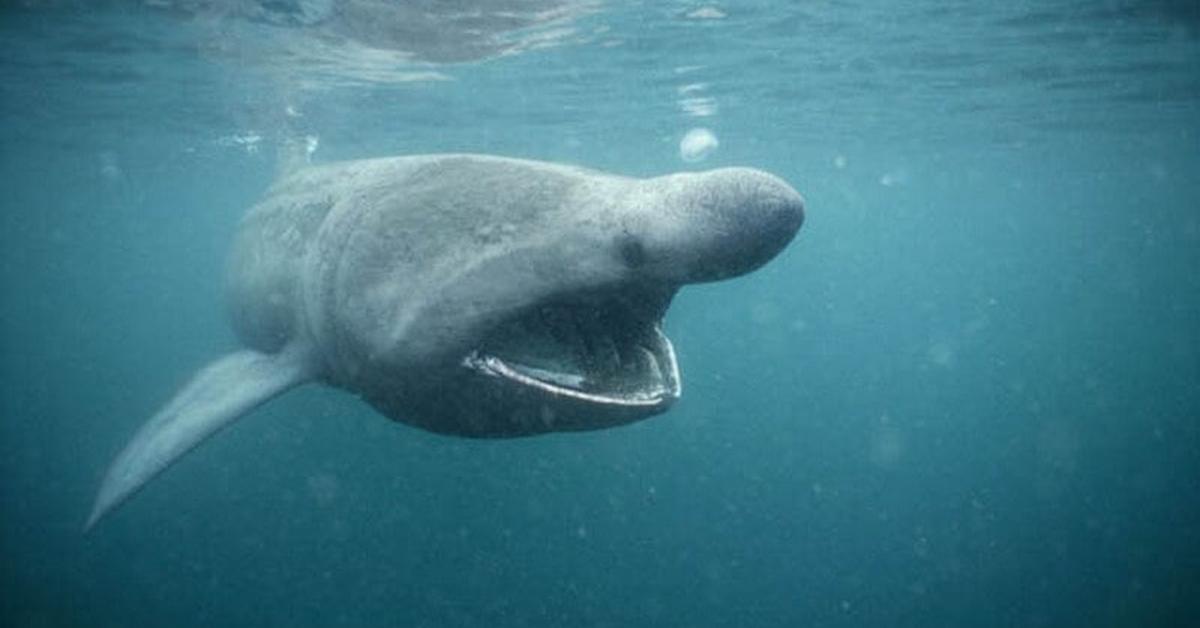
<box><xmin>85</xmin><ymin>346</ymin><xmax>315</xmax><ymax>531</ymax></box>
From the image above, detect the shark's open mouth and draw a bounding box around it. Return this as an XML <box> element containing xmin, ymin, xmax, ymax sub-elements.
<box><xmin>462</xmin><ymin>287</ymin><xmax>681</xmax><ymax>407</ymax></box>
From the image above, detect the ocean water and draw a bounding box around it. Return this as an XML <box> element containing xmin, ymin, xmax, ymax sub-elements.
<box><xmin>2</xmin><ymin>1</ymin><xmax>1199</xmax><ymax>626</ymax></box>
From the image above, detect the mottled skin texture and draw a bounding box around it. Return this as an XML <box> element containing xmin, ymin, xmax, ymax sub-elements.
<box><xmin>229</xmin><ymin>156</ymin><xmax>615</xmax><ymax>374</ymax></box>
<box><xmin>86</xmin><ymin>154</ymin><xmax>804</xmax><ymax>529</ymax></box>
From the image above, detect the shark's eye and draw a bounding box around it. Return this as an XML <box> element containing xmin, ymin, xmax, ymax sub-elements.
<box><xmin>618</xmin><ymin>233</ymin><xmax>647</xmax><ymax>269</ymax></box>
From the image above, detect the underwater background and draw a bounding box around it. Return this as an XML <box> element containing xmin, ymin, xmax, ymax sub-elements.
<box><xmin>2</xmin><ymin>1</ymin><xmax>1198</xmax><ymax>626</ymax></box>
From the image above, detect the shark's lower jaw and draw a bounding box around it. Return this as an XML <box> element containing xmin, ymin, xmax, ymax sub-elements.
<box><xmin>462</xmin><ymin>288</ymin><xmax>681</xmax><ymax>408</ymax></box>
<box><xmin>462</xmin><ymin>325</ymin><xmax>679</xmax><ymax>407</ymax></box>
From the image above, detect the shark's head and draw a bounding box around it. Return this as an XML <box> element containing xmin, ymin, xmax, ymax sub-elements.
<box><xmin>344</xmin><ymin>160</ymin><xmax>805</xmax><ymax>437</ymax></box>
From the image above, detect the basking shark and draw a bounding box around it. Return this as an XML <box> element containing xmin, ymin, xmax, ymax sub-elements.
<box><xmin>86</xmin><ymin>154</ymin><xmax>805</xmax><ymax>530</ymax></box>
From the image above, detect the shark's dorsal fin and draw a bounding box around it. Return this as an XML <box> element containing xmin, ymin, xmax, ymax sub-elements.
<box><xmin>86</xmin><ymin>345</ymin><xmax>315</xmax><ymax>531</ymax></box>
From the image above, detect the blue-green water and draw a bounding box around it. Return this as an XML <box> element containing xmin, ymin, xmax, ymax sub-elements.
<box><xmin>2</xmin><ymin>2</ymin><xmax>1199</xmax><ymax>626</ymax></box>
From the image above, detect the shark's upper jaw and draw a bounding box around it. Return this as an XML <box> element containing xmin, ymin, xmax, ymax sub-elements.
<box><xmin>461</xmin><ymin>286</ymin><xmax>681</xmax><ymax>408</ymax></box>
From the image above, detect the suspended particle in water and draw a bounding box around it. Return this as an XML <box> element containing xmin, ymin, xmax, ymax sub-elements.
<box><xmin>305</xmin><ymin>472</ymin><xmax>340</xmax><ymax>507</ymax></box>
<box><xmin>879</xmin><ymin>169</ymin><xmax>909</xmax><ymax>187</ymax></box>
<box><xmin>927</xmin><ymin>339</ymin><xmax>956</xmax><ymax>367</ymax></box>
<box><xmin>869</xmin><ymin>424</ymin><xmax>906</xmax><ymax>468</ymax></box>
<box><xmin>218</xmin><ymin>131</ymin><xmax>263</xmax><ymax>154</ymax></box>
<box><xmin>98</xmin><ymin>151</ymin><xmax>121</xmax><ymax>181</ymax></box>
<box><xmin>685</xmin><ymin>6</ymin><xmax>727</xmax><ymax>20</ymax></box>
<box><xmin>679</xmin><ymin>127</ymin><xmax>719</xmax><ymax>163</ymax></box>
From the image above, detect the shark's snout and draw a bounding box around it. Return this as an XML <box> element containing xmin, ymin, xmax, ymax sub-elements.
<box><xmin>639</xmin><ymin>167</ymin><xmax>805</xmax><ymax>285</ymax></box>
<box><xmin>706</xmin><ymin>167</ymin><xmax>805</xmax><ymax>280</ymax></box>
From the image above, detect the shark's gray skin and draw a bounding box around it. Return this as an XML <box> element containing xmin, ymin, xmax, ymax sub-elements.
<box><xmin>86</xmin><ymin>154</ymin><xmax>804</xmax><ymax>530</ymax></box>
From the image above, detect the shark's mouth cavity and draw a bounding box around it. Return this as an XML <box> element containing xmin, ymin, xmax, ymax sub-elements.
<box><xmin>462</xmin><ymin>287</ymin><xmax>681</xmax><ymax>407</ymax></box>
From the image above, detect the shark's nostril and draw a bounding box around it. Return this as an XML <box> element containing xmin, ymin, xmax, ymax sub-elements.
<box><xmin>618</xmin><ymin>233</ymin><xmax>647</xmax><ymax>269</ymax></box>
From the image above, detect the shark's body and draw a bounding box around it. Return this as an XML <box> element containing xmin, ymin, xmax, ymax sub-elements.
<box><xmin>87</xmin><ymin>154</ymin><xmax>804</xmax><ymax>529</ymax></box>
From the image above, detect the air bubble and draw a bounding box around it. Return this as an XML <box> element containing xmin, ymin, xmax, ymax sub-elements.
<box><xmin>679</xmin><ymin>128</ymin><xmax>718</xmax><ymax>163</ymax></box>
